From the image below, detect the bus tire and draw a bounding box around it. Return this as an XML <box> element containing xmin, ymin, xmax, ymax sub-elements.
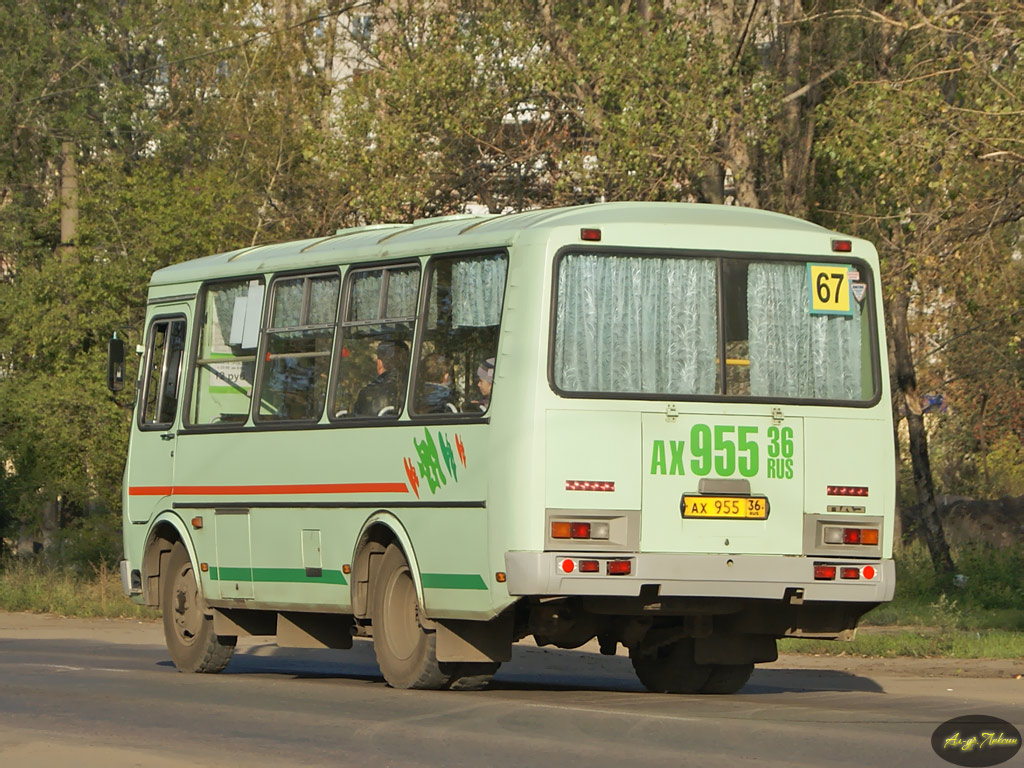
<box><xmin>161</xmin><ymin>542</ymin><xmax>236</xmax><ymax>673</ymax></box>
<box><xmin>371</xmin><ymin>544</ymin><xmax>450</xmax><ymax>689</ymax></box>
<box><xmin>699</xmin><ymin>663</ymin><xmax>754</xmax><ymax>694</ymax></box>
<box><xmin>630</xmin><ymin>639</ymin><xmax>711</xmax><ymax>694</ymax></box>
<box><xmin>447</xmin><ymin>662</ymin><xmax>501</xmax><ymax>691</ymax></box>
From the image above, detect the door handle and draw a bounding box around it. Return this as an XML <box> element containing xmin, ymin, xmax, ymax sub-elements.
<box><xmin>160</xmin><ymin>432</ymin><xmax>175</xmax><ymax>441</ymax></box>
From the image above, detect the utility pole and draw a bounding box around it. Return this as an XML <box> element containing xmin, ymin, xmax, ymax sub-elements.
<box><xmin>59</xmin><ymin>140</ymin><xmax>78</xmax><ymax>253</ymax></box>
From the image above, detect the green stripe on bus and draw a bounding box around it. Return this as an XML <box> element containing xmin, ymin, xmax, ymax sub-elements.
<box><xmin>421</xmin><ymin>573</ymin><xmax>488</xmax><ymax>590</ymax></box>
<box><xmin>208</xmin><ymin>567</ymin><xmax>347</xmax><ymax>585</ymax></box>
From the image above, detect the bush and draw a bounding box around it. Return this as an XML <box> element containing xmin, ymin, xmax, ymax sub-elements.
<box><xmin>50</xmin><ymin>510</ymin><xmax>123</xmax><ymax>573</ymax></box>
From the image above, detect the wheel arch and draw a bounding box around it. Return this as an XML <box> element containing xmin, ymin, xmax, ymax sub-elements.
<box><xmin>350</xmin><ymin>511</ymin><xmax>425</xmax><ymax>619</ymax></box>
<box><xmin>140</xmin><ymin>512</ymin><xmax>200</xmax><ymax>608</ymax></box>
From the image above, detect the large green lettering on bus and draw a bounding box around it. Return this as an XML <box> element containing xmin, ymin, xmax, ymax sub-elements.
<box><xmin>649</xmin><ymin>424</ymin><xmax>794</xmax><ymax>480</ymax></box>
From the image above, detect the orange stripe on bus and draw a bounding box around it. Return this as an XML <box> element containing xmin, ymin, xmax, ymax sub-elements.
<box><xmin>128</xmin><ymin>483</ymin><xmax>409</xmax><ymax>496</ymax></box>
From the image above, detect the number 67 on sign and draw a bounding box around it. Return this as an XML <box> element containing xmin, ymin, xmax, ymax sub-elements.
<box><xmin>808</xmin><ymin>263</ymin><xmax>854</xmax><ymax>316</ymax></box>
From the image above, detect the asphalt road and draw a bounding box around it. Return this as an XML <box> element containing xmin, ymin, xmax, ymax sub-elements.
<box><xmin>0</xmin><ymin>613</ymin><xmax>1021</xmax><ymax>768</ymax></box>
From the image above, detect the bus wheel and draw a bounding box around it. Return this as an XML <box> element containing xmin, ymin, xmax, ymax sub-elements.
<box><xmin>447</xmin><ymin>661</ymin><xmax>501</xmax><ymax>691</ymax></box>
<box><xmin>161</xmin><ymin>542</ymin><xmax>236</xmax><ymax>673</ymax></box>
<box><xmin>700</xmin><ymin>663</ymin><xmax>754</xmax><ymax>694</ymax></box>
<box><xmin>371</xmin><ymin>544</ymin><xmax>450</xmax><ymax>690</ymax></box>
<box><xmin>630</xmin><ymin>639</ymin><xmax>711</xmax><ymax>694</ymax></box>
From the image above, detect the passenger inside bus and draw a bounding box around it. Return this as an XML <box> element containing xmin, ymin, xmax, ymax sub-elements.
<box><xmin>353</xmin><ymin>340</ymin><xmax>409</xmax><ymax>417</ymax></box>
<box><xmin>465</xmin><ymin>357</ymin><xmax>494</xmax><ymax>412</ymax></box>
<box><xmin>417</xmin><ymin>354</ymin><xmax>460</xmax><ymax>414</ymax></box>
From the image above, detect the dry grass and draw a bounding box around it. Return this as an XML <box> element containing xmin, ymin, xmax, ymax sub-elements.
<box><xmin>0</xmin><ymin>558</ymin><xmax>158</xmax><ymax>619</ymax></box>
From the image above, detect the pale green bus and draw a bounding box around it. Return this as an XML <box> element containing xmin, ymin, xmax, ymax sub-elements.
<box><xmin>113</xmin><ymin>202</ymin><xmax>895</xmax><ymax>694</ymax></box>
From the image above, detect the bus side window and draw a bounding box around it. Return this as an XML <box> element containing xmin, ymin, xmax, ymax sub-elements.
<box><xmin>141</xmin><ymin>317</ymin><xmax>187</xmax><ymax>428</ymax></box>
<box><xmin>255</xmin><ymin>272</ymin><xmax>339</xmax><ymax>423</ymax></box>
<box><xmin>412</xmin><ymin>251</ymin><xmax>507</xmax><ymax>416</ymax></box>
<box><xmin>332</xmin><ymin>265</ymin><xmax>419</xmax><ymax>419</ymax></box>
<box><xmin>187</xmin><ymin>278</ymin><xmax>264</xmax><ymax>426</ymax></box>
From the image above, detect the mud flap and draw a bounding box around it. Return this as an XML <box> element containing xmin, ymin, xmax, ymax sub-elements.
<box><xmin>435</xmin><ymin>612</ymin><xmax>514</xmax><ymax>663</ymax></box>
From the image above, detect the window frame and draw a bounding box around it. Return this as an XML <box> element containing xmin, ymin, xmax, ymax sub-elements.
<box><xmin>181</xmin><ymin>275</ymin><xmax>267</xmax><ymax>431</ymax></box>
<box><xmin>407</xmin><ymin>247</ymin><xmax>510</xmax><ymax>421</ymax></box>
<box><xmin>547</xmin><ymin>245</ymin><xmax>882</xmax><ymax>408</ymax></box>
<box><xmin>252</xmin><ymin>267</ymin><xmax>342</xmax><ymax>426</ymax></box>
<box><xmin>327</xmin><ymin>259</ymin><xmax>422</xmax><ymax>424</ymax></box>
<box><xmin>138</xmin><ymin>313</ymin><xmax>188</xmax><ymax>431</ymax></box>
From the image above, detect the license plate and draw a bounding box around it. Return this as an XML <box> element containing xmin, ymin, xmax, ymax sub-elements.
<box><xmin>682</xmin><ymin>495</ymin><xmax>769</xmax><ymax>519</ymax></box>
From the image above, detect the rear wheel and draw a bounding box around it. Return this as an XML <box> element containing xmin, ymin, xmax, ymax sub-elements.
<box><xmin>371</xmin><ymin>544</ymin><xmax>450</xmax><ymax>689</ymax></box>
<box><xmin>447</xmin><ymin>662</ymin><xmax>501</xmax><ymax>691</ymax></box>
<box><xmin>161</xmin><ymin>542</ymin><xmax>236</xmax><ymax>673</ymax></box>
<box><xmin>630</xmin><ymin>639</ymin><xmax>711</xmax><ymax>694</ymax></box>
<box><xmin>370</xmin><ymin>544</ymin><xmax>499</xmax><ymax>690</ymax></box>
<box><xmin>700</xmin><ymin>663</ymin><xmax>754</xmax><ymax>694</ymax></box>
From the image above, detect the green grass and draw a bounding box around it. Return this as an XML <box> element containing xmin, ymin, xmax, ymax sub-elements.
<box><xmin>0</xmin><ymin>558</ymin><xmax>158</xmax><ymax>619</ymax></box>
<box><xmin>780</xmin><ymin>541</ymin><xmax>1024</xmax><ymax>658</ymax></box>
<box><xmin>780</xmin><ymin>630</ymin><xmax>1024</xmax><ymax>659</ymax></box>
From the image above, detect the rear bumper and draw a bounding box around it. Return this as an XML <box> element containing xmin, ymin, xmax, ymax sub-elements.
<box><xmin>504</xmin><ymin>551</ymin><xmax>895</xmax><ymax>603</ymax></box>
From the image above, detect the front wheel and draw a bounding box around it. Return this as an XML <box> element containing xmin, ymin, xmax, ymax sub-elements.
<box><xmin>161</xmin><ymin>542</ymin><xmax>236</xmax><ymax>673</ymax></box>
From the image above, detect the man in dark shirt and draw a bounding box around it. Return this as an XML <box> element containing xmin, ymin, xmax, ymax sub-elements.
<box><xmin>354</xmin><ymin>340</ymin><xmax>409</xmax><ymax>416</ymax></box>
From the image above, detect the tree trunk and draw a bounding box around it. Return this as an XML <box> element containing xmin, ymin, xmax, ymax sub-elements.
<box><xmin>889</xmin><ymin>289</ymin><xmax>955</xmax><ymax>574</ymax></box>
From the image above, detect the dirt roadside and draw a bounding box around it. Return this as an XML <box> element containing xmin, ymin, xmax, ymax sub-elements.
<box><xmin>1</xmin><ymin>610</ymin><xmax>1021</xmax><ymax>680</ymax></box>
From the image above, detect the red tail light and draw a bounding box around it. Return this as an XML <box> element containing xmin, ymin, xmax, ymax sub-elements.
<box><xmin>607</xmin><ymin>560</ymin><xmax>631</xmax><ymax>576</ymax></box>
<box><xmin>569</xmin><ymin>522</ymin><xmax>591</xmax><ymax>539</ymax></box>
<box><xmin>814</xmin><ymin>564</ymin><xmax>837</xmax><ymax>580</ymax></box>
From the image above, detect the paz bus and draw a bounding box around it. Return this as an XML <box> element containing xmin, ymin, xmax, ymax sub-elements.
<box><xmin>110</xmin><ymin>202</ymin><xmax>895</xmax><ymax>694</ymax></box>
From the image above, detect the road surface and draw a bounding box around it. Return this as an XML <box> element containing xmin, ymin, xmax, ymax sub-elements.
<box><xmin>0</xmin><ymin>612</ymin><xmax>1021</xmax><ymax>767</ymax></box>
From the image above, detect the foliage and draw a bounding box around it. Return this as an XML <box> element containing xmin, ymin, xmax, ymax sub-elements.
<box><xmin>863</xmin><ymin>540</ymin><xmax>1024</xmax><ymax>631</ymax></box>
<box><xmin>0</xmin><ymin>0</ymin><xmax>1020</xmax><ymax>576</ymax></box>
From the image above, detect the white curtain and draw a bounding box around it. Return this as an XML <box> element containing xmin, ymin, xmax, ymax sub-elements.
<box><xmin>554</xmin><ymin>254</ymin><xmax>718</xmax><ymax>394</ymax></box>
<box><xmin>452</xmin><ymin>255</ymin><xmax>507</xmax><ymax>327</ymax></box>
<box><xmin>747</xmin><ymin>263</ymin><xmax>863</xmax><ymax>399</ymax></box>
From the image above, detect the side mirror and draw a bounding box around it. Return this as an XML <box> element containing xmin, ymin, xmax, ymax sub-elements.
<box><xmin>107</xmin><ymin>334</ymin><xmax>126</xmax><ymax>392</ymax></box>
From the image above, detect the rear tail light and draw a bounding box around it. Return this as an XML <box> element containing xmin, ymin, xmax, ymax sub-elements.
<box><xmin>558</xmin><ymin>558</ymin><xmax>631</xmax><ymax>575</ymax></box>
<box><xmin>570</xmin><ymin>522</ymin><xmax>591</xmax><ymax>539</ymax></box>
<box><xmin>823</xmin><ymin>526</ymin><xmax>880</xmax><ymax>546</ymax></box>
<box><xmin>814</xmin><ymin>564</ymin><xmax>837</xmax><ymax>580</ymax></box>
<box><xmin>551</xmin><ymin>520</ymin><xmax>611</xmax><ymax>540</ymax></box>
<box><xmin>607</xmin><ymin>560</ymin><xmax>631</xmax><ymax>576</ymax></box>
<box><xmin>840</xmin><ymin>567</ymin><xmax>860</xmax><ymax>580</ymax></box>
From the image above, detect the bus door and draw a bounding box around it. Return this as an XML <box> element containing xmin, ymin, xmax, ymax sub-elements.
<box><xmin>641</xmin><ymin>411</ymin><xmax>805</xmax><ymax>556</ymax></box>
<box><xmin>126</xmin><ymin>309</ymin><xmax>190</xmax><ymax>524</ymax></box>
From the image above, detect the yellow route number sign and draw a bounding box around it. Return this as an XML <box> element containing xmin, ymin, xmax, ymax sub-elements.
<box><xmin>808</xmin><ymin>264</ymin><xmax>853</xmax><ymax>316</ymax></box>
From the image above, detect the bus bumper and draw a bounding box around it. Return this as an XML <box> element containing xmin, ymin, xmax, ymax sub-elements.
<box><xmin>504</xmin><ymin>552</ymin><xmax>895</xmax><ymax>603</ymax></box>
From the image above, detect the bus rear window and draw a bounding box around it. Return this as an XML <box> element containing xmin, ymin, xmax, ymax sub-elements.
<box><xmin>553</xmin><ymin>251</ymin><xmax>876</xmax><ymax>403</ymax></box>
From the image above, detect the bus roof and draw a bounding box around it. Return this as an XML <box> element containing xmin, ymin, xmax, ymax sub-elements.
<box><xmin>150</xmin><ymin>201</ymin><xmax>842</xmax><ymax>287</ymax></box>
